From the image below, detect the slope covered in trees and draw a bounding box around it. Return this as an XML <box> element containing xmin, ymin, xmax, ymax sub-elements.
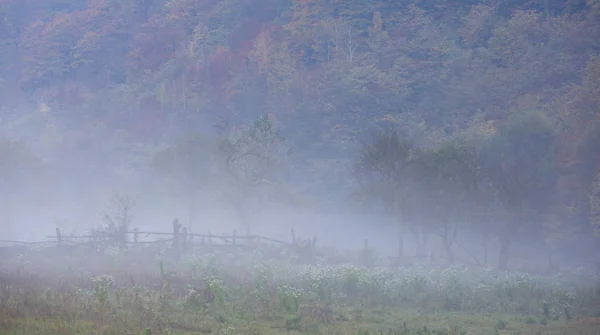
<box><xmin>0</xmin><ymin>0</ymin><xmax>599</xmax><ymax>268</ymax></box>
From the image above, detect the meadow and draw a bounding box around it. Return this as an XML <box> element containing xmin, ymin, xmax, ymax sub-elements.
<box><xmin>1</xmin><ymin>242</ymin><xmax>599</xmax><ymax>335</ymax></box>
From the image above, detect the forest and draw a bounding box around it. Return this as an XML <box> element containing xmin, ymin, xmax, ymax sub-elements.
<box><xmin>1</xmin><ymin>0</ymin><xmax>599</xmax><ymax>267</ymax></box>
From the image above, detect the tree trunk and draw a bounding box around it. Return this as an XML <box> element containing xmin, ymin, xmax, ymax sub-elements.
<box><xmin>438</xmin><ymin>219</ymin><xmax>458</xmax><ymax>264</ymax></box>
<box><xmin>498</xmin><ymin>234</ymin><xmax>511</xmax><ymax>270</ymax></box>
<box><xmin>120</xmin><ymin>206</ymin><xmax>129</xmax><ymax>247</ymax></box>
<box><xmin>547</xmin><ymin>254</ymin><xmax>555</xmax><ymax>274</ymax></box>
<box><xmin>235</xmin><ymin>203</ymin><xmax>250</xmax><ymax>235</ymax></box>
<box><xmin>482</xmin><ymin>234</ymin><xmax>489</xmax><ymax>266</ymax></box>
<box><xmin>1</xmin><ymin>196</ymin><xmax>14</xmax><ymax>239</ymax></box>
<box><xmin>443</xmin><ymin>239</ymin><xmax>455</xmax><ymax>264</ymax></box>
<box><xmin>410</xmin><ymin>226</ymin><xmax>428</xmax><ymax>259</ymax></box>
<box><xmin>417</xmin><ymin>234</ymin><xmax>428</xmax><ymax>259</ymax></box>
<box><xmin>397</xmin><ymin>224</ymin><xmax>404</xmax><ymax>259</ymax></box>
<box><xmin>499</xmin><ymin>211</ymin><xmax>522</xmax><ymax>270</ymax></box>
<box><xmin>188</xmin><ymin>196</ymin><xmax>194</xmax><ymax>233</ymax></box>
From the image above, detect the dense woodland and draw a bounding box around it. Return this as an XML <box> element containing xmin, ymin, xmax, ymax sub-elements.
<box><xmin>0</xmin><ymin>0</ymin><xmax>599</xmax><ymax>269</ymax></box>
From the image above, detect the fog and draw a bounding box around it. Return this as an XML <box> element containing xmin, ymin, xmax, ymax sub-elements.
<box><xmin>1</xmin><ymin>85</ymin><xmax>599</xmax><ymax>273</ymax></box>
<box><xmin>1</xmin><ymin>0</ymin><xmax>600</xmax><ymax>333</ymax></box>
<box><xmin>3</xmin><ymin>159</ymin><xmax>596</xmax><ymax>272</ymax></box>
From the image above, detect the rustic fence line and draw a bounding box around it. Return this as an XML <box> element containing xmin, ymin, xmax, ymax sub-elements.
<box><xmin>0</xmin><ymin>220</ymin><xmax>316</xmax><ymax>254</ymax></box>
<box><xmin>3</xmin><ymin>229</ymin><xmax>590</xmax><ymax>274</ymax></box>
<box><xmin>1</xmin><ymin>220</ymin><xmax>530</xmax><ymax>271</ymax></box>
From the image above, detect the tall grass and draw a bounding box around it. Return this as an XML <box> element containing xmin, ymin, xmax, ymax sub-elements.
<box><xmin>0</xmin><ymin>244</ymin><xmax>598</xmax><ymax>334</ymax></box>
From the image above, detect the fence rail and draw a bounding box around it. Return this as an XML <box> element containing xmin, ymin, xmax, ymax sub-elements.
<box><xmin>0</xmin><ymin>220</ymin><xmax>311</xmax><ymax>253</ymax></box>
<box><xmin>3</xmin><ymin>227</ymin><xmax>594</xmax><ymax>276</ymax></box>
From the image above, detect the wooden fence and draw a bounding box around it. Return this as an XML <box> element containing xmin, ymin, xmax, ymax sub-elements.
<box><xmin>0</xmin><ymin>219</ymin><xmax>317</xmax><ymax>253</ymax></box>
<box><xmin>3</xmin><ymin>223</ymin><xmax>595</xmax><ymax>275</ymax></box>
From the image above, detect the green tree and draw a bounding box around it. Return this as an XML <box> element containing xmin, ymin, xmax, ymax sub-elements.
<box><xmin>479</xmin><ymin>111</ymin><xmax>558</xmax><ymax>270</ymax></box>
<box><xmin>353</xmin><ymin>126</ymin><xmax>418</xmax><ymax>258</ymax></box>
<box><xmin>0</xmin><ymin>138</ymin><xmax>41</xmax><ymax>237</ymax></box>
<box><xmin>215</xmin><ymin>114</ymin><xmax>289</xmax><ymax>234</ymax></box>
<box><xmin>153</xmin><ymin>133</ymin><xmax>219</xmax><ymax>232</ymax></box>
<box><xmin>575</xmin><ymin>119</ymin><xmax>600</xmax><ymax>237</ymax></box>
<box><xmin>414</xmin><ymin>137</ymin><xmax>479</xmax><ymax>263</ymax></box>
<box><xmin>590</xmin><ymin>170</ymin><xmax>600</xmax><ymax>237</ymax></box>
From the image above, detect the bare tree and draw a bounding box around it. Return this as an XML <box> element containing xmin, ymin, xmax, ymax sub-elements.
<box><xmin>93</xmin><ymin>194</ymin><xmax>136</xmax><ymax>247</ymax></box>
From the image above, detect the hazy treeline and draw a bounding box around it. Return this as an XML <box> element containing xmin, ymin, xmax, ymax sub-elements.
<box><xmin>0</xmin><ymin>0</ymin><xmax>599</xmax><ymax>269</ymax></box>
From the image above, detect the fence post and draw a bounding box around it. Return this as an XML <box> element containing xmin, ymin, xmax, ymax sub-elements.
<box><xmin>232</xmin><ymin>230</ymin><xmax>236</xmax><ymax>245</ymax></box>
<box><xmin>118</xmin><ymin>223</ymin><xmax>127</xmax><ymax>248</ymax></box>
<box><xmin>361</xmin><ymin>239</ymin><xmax>370</xmax><ymax>266</ymax></box>
<box><xmin>207</xmin><ymin>230</ymin><xmax>212</xmax><ymax>245</ymax></box>
<box><xmin>55</xmin><ymin>228</ymin><xmax>62</xmax><ymax>246</ymax></box>
<box><xmin>181</xmin><ymin>227</ymin><xmax>188</xmax><ymax>250</ymax></box>
<box><xmin>172</xmin><ymin>218</ymin><xmax>182</xmax><ymax>248</ymax></box>
<box><xmin>133</xmin><ymin>228</ymin><xmax>139</xmax><ymax>244</ymax></box>
<box><xmin>290</xmin><ymin>228</ymin><xmax>296</xmax><ymax>246</ymax></box>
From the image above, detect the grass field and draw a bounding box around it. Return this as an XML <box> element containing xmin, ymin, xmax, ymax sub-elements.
<box><xmin>1</xmin><ymin>244</ymin><xmax>599</xmax><ymax>335</ymax></box>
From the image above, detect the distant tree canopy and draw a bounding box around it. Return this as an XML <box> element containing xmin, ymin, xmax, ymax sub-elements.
<box><xmin>153</xmin><ymin>133</ymin><xmax>219</xmax><ymax>230</ymax></box>
<box><xmin>0</xmin><ymin>137</ymin><xmax>41</xmax><ymax>234</ymax></box>
<box><xmin>354</xmin><ymin>111</ymin><xmax>561</xmax><ymax>268</ymax></box>
<box><xmin>478</xmin><ymin>111</ymin><xmax>558</xmax><ymax>268</ymax></box>
<box><xmin>0</xmin><ymin>138</ymin><xmax>40</xmax><ymax>187</ymax></box>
